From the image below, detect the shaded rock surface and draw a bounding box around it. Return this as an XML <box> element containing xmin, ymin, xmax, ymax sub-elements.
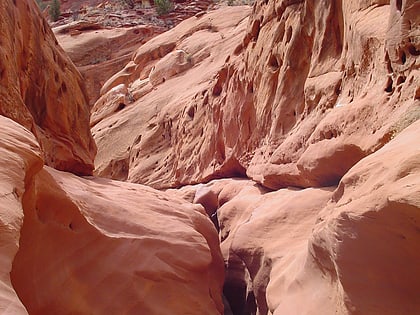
<box><xmin>11</xmin><ymin>166</ymin><xmax>224</xmax><ymax>315</ymax></box>
<box><xmin>0</xmin><ymin>1</ymin><xmax>224</xmax><ymax>314</ymax></box>
<box><xmin>0</xmin><ymin>0</ymin><xmax>96</xmax><ymax>175</ymax></box>
<box><xmin>84</xmin><ymin>1</ymin><xmax>418</xmax><ymax>313</ymax></box>
<box><xmin>0</xmin><ymin>110</ymin><xmax>224</xmax><ymax>314</ymax></box>
<box><xmin>0</xmin><ymin>117</ymin><xmax>43</xmax><ymax>315</ymax></box>
<box><xmin>186</xmin><ymin>121</ymin><xmax>420</xmax><ymax>314</ymax></box>
<box><xmin>0</xmin><ymin>0</ymin><xmax>419</xmax><ymax>314</ymax></box>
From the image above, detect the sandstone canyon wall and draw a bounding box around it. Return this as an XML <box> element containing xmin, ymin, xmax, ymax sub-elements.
<box><xmin>91</xmin><ymin>0</ymin><xmax>420</xmax><ymax>314</ymax></box>
<box><xmin>56</xmin><ymin>23</ymin><xmax>165</xmax><ymax>105</ymax></box>
<box><xmin>0</xmin><ymin>0</ymin><xmax>96</xmax><ymax>175</ymax></box>
<box><xmin>0</xmin><ymin>0</ymin><xmax>419</xmax><ymax>314</ymax></box>
<box><xmin>0</xmin><ymin>1</ymin><xmax>224</xmax><ymax>314</ymax></box>
<box><xmin>94</xmin><ymin>0</ymin><xmax>419</xmax><ymax>190</ymax></box>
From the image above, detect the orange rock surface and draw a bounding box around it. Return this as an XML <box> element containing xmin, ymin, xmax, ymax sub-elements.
<box><xmin>186</xmin><ymin>118</ymin><xmax>420</xmax><ymax>314</ymax></box>
<box><xmin>0</xmin><ymin>1</ymin><xmax>224</xmax><ymax>314</ymax></box>
<box><xmin>11</xmin><ymin>167</ymin><xmax>224</xmax><ymax>314</ymax></box>
<box><xmin>56</xmin><ymin>23</ymin><xmax>165</xmax><ymax>105</ymax></box>
<box><xmin>0</xmin><ymin>0</ymin><xmax>96</xmax><ymax>175</ymax></box>
<box><xmin>0</xmin><ymin>114</ymin><xmax>224</xmax><ymax>314</ymax></box>
<box><xmin>1</xmin><ymin>0</ymin><xmax>419</xmax><ymax>314</ymax></box>
<box><xmin>0</xmin><ymin>116</ymin><xmax>43</xmax><ymax>315</ymax></box>
<box><xmin>93</xmin><ymin>0</ymin><xmax>419</xmax><ymax>190</ymax></box>
<box><xmin>92</xmin><ymin>6</ymin><xmax>251</xmax><ymax>183</ymax></box>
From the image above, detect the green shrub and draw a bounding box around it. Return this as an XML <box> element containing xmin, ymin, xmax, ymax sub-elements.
<box><xmin>35</xmin><ymin>0</ymin><xmax>47</xmax><ymax>10</ymax></box>
<box><xmin>49</xmin><ymin>0</ymin><xmax>61</xmax><ymax>21</ymax></box>
<box><xmin>155</xmin><ymin>0</ymin><xmax>173</xmax><ymax>15</ymax></box>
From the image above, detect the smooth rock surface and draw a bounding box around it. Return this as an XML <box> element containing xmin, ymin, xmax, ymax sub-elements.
<box><xmin>207</xmin><ymin>120</ymin><xmax>420</xmax><ymax>314</ymax></box>
<box><xmin>11</xmin><ymin>166</ymin><xmax>224</xmax><ymax>315</ymax></box>
<box><xmin>0</xmin><ymin>0</ymin><xmax>96</xmax><ymax>175</ymax></box>
<box><xmin>92</xmin><ymin>0</ymin><xmax>419</xmax><ymax>189</ymax></box>
<box><xmin>0</xmin><ymin>116</ymin><xmax>43</xmax><ymax>315</ymax></box>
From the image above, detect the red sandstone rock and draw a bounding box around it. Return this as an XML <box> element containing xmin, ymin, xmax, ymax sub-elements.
<box><xmin>11</xmin><ymin>166</ymin><xmax>224</xmax><ymax>314</ymax></box>
<box><xmin>307</xmin><ymin>119</ymin><xmax>420</xmax><ymax>315</ymax></box>
<box><xmin>1</xmin><ymin>114</ymin><xmax>225</xmax><ymax>314</ymax></box>
<box><xmin>0</xmin><ymin>0</ymin><xmax>96</xmax><ymax>175</ymax></box>
<box><xmin>1</xmin><ymin>1</ymin><xmax>419</xmax><ymax>314</ymax></box>
<box><xmin>93</xmin><ymin>0</ymin><xmax>419</xmax><ymax>190</ymax></box>
<box><xmin>0</xmin><ymin>117</ymin><xmax>43</xmax><ymax>315</ymax></box>
<box><xmin>207</xmin><ymin>121</ymin><xmax>420</xmax><ymax>314</ymax></box>
<box><xmin>56</xmin><ymin>24</ymin><xmax>165</xmax><ymax>105</ymax></box>
<box><xmin>93</xmin><ymin>6</ymin><xmax>251</xmax><ymax>185</ymax></box>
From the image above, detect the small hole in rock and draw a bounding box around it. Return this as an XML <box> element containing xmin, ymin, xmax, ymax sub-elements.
<box><xmin>407</xmin><ymin>44</ymin><xmax>420</xmax><ymax>56</ymax></box>
<box><xmin>396</xmin><ymin>0</ymin><xmax>402</xmax><ymax>11</ymax></box>
<box><xmin>268</xmin><ymin>54</ymin><xmax>279</xmax><ymax>71</ymax></box>
<box><xmin>401</xmin><ymin>51</ymin><xmax>406</xmax><ymax>64</ymax></box>
<box><xmin>187</xmin><ymin>106</ymin><xmax>195</xmax><ymax>118</ymax></box>
<box><xmin>396</xmin><ymin>76</ymin><xmax>406</xmax><ymax>85</ymax></box>
<box><xmin>385</xmin><ymin>77</ymin><xmax>394</xmax><ymax>93</ymax></box>
<box><xmin>286</xmin><ymin>26</ymin><xmax>293</xmax><ymax>42</ymax></box>
<box><xmin>116</xmin><ymin>103</ymin><xmax>126</xmax><ymax>111</ymax></box>
<box><xmin>213</xmin><ymin>84</ymin><xmax>222</xmax><ymax>96</ymax></box>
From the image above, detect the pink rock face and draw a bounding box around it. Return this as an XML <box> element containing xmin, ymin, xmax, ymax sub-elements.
<box><xmin>11</xmin><ymin>166</ymin><xmax>224</xmax><ymax>314</ymax></box>
<box><xmin>92</xmin><ymin>6</ymin><xmax>251</xmax><ymax>184</ymax></box>
<box><xmin>93</xmin><ymin>1</ymin><xmax>419</xmax><ymax>189</ymax></box>
<box><xmin>1</xmin><ymin>0</ymin><xmax>419</xmax><ymax>314</ymax></box>
<box><xmin>0</xmin><ymin>0</ymin><xmax>96</xmax><ymax>175</ymax></box>
<box><xmin>0</xmin><ymin>116</ymin><xmax>43</xmax><ymax>315</ymax></box>
<box><xmin>56</xmin><ymin>24</ymin><xmax>165</xmax><ymax>105</ymax></box>
<box><xmin>0</xmin><ymin>116</ymin><xmax>224</xmax><ymax>314</ymax></box>
<box><xmin>308</xmin><ymin>120</ymin><xmax>420</xmax><ymax>315</ymax></box>
<box><xmin>202</xmin><ymin>122</ymin><xmax>420</xmax><ymax>314</ymax></box>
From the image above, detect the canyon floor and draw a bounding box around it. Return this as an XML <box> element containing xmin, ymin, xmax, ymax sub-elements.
<box><xmin>0</xmin><ymin>0</ymin><xmax>419</xmax><ymax>314</ymax></box>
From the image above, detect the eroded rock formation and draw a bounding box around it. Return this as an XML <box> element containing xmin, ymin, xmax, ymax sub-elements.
<box><xmin>1</xmin><ymin>0</ymin><xmax>419</xmax><ymax>314</ymax></box>
<box><xmin>0</xmin><ymin>114</ymin><xmax>223</xmax><ymax>315</ymax></box>
<box><xmin>93</xmin><ymin>0</ymin><xmax>419</xmax><ymax>190</ymax></box>
<box><xmin>89</xmin><ymin>1</ymin><xmax>419</xmax><ymax>313</ymax></box>
<box><xmin>56</xmin><ymin>23</ymin><xmax>165</xmax><ymax>105</ymax></box>
<box><xmin>0</xmin><ymin>0</ymin><xmax>96</xmax><ymax>175</ymax></box>
<box><xmin>92</xmin><ymin>6</ymin><xmax>251</xmax><ymax>183</ymax></box>
<box><xmin>188</xmin><ymin>118</ymin><xmax>420</xmax><ymax>314</ymax></box>
<box><xmin>0</xmin><ymin>1</ymin><xmax>224</xmax><ymax>314</ymax></box>
<box><xmin>11</xmin><ymin>166</ymin><xmax>223</xmax><ymax>315</ymax></box>
<box><xmin>0</xmin><ymin>116</ymin><xmax>42</xmax><ymax>315</ymax></box>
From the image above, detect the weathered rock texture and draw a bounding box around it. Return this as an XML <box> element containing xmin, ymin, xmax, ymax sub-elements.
<box><xmin>92</xmin><ymin>6</ymin><xmax>251</xmax><ymax>183</ymax></box>
<box><xmin>93</xmin><ymin>0</ymin><xmax>419</xmax><ymax>189</ymax></box>
<box><xmin>0</xmin><ymin>1</ymin><xmax>225</xmax><ymax>314</ymax></box>
<box><xmin>0</xmin><ymin>111</ymin><xmax>224</xmax><ymax>315</ymax></box>
<box><xmin>0</xmin><ymin>0</ymin><xmax>96</xmax><ymax>175</ymax></box>
<box><xmin>56</xmin><ymin>23</ymin><xmax>165</xmax><ymax>105</ymax></box>
<box><xmin>1</xmin><ymin>0</ymin><xmax>419</xmax><ymax>314</ymax></box>
<box><xmin>0</xmin><ymin>112</ymin><xmax>224</xmax><ymax>313</ymax></box>
<box><xmin>0</xmin><ymin>116</ymin><xmax>43</xmax><ymax>315</ymax></box>
<box><xmin>187</xmin><ymin>120</ymin><xmax>420</xmax><ymax>314</ymax></box>
<box><xmin>11</xmin><ymin>166</ymin><xmax>224</xmax><ymax>315</ymax></box>
<box><xmin>87</xmin><ymin>1</ymin><xmax>419</xmax><ymax>313</ymax></box>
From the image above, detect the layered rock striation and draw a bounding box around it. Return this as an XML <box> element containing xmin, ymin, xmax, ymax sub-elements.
<box><xmin>0</xmin><ymin>1</ymin><xmax>224</xmax><ymax>314</ymax></box>
<box><xmin>1</xmin><ymin>0</ymin><xmax>419</xmax><ymax>314</ymax></box>
<box><xmin>93</xmin><ymin>0</ymin><xmax>419</xmax><ymax>190</ymax></box>
<box><xmin>0</xmin><ymin>0</ymin><xmax>96</xmax><ymax>175</ymax></box>
<box><xmin>89</xmin><ymin>1</ymin><xmax>420</xmax><ymax>314</ymax></box>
